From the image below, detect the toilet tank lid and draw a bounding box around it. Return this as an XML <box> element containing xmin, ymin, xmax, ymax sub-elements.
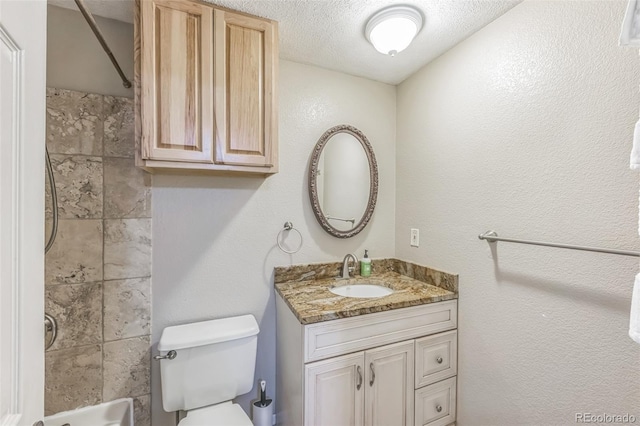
<box><xmin>158</xmin><ymin>315</ymin><xmax>259</xmax><ymax>351</ymax></box>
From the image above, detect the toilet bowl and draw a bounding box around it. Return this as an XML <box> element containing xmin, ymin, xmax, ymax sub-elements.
<box><xmin>156</xmin><ymin>315</ymin><xmax>260</xmax><ymax>425</ymax></box>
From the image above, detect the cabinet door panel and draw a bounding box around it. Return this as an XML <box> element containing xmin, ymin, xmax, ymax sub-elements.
<box><xmin>141</xmin><ymin>0</ymin><xmax>214</xmax><ymax>162</ymax></box>
<box><xmin>214</xmin><ymin>10</ymin><xmax>277</xmax><ymax>167</ymax></box>
<box><xmin>305</xmin><ymin>352</ymin><xmax>364</xmax><ymax>426</ymax></box>
<box><xmin>365</xmin><ymin>340</ymin><xmax>414</xmax><ymax>426</ymax></box>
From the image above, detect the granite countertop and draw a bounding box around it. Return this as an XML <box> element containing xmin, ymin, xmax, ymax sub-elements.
<box><xmin>275</xmin><ymin>259</ymin><xmax>458</xmax><ymax>325</ymax></box>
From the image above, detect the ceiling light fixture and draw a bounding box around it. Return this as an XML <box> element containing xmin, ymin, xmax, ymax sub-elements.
<box><xmin>365</xmin><ymin>5</ymin><xmax>423</xmax><ymax>57</ymax></box>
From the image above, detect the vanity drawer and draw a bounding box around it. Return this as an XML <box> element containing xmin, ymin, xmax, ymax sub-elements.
<box><xmin>415</xmin><ymin>377</ymin><xmax>456</xmax><ymax>426</ymax></box>
<box><xmin>415</xmin><ymin>330</ymin><xmax>457</xmax><ymax>388</ymax></box>
<box><xmin>305</xmin><ymin>300</ymin><xmax>457</xmax><ymax>362</ymax></box>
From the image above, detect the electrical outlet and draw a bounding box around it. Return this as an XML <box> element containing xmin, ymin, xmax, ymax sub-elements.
<box><xmin>410</xmin><ymin>228</ymin><xmax>419</xmax><ymax>247</ymax></box>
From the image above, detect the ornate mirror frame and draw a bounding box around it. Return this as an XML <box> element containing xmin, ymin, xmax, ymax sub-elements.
<box><xmin>308</xmin><ymin>124</ymin><xmax>379</xmax><ymax>238</ymax></box>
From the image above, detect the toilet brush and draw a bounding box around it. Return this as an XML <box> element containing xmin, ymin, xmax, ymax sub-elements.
<box><xmin>252</xmin><ymin>380</ymin><xmax>273</xmax><ymax>426</ymax></box>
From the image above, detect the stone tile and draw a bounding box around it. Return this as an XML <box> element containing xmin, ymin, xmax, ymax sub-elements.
<box><xmin>104</xmin><ymin>219</ymin><xmax>151</xmax><ymax>280</ymax></box>
<box><xmin>45</xmin><ymin>283</ymin><xmax>102</xmax><ymax>351</ymax></box>
<box><xmin>46</xmin><ymin>88</ymin><xmax>103</xmax><ymax>155</ymax></box>
<box><xmin>104</xmin><ymin>96</ymin><xmax>135</xmax><ymax>158</ymax></box>
<box><xmin>133</xmin><ymin>395</ymin><xmax>151</xmax><ymax>426</ymax></box>
<box><xmin>103</xmin><ymin>336</ymin><xmax>151</xmax><ymax>400</ymax></box>
<box><xmin>45</xmin><ymin>219</ymin><xmax>103</xmax><ymax>284</ymax></box>
<box><xmin>103</xmin><ymin>278</ymin><xmax>151</xmax><ymax>341</ymax></box>
<box><xmin>45</xmin><ymin>344</ymin><xmax>102</xmax><ymax>415</ymax></box>
<box><xmin>104</xmin><ymin>157</ymin><xmax>151</xmax><ymax>219</ymax></box>
<box><xmin>45</xmin><ymin>154</ymin><xmax>103</xmax><ymax>219</ymax></box>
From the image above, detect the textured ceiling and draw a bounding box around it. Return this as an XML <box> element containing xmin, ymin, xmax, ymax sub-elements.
<box><xmin>48</xmin><ymin>0</ymin><xmax>522</xmax><ymax>84</ymax></box>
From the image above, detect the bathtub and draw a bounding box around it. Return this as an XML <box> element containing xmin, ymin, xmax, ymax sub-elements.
<box><xmin>44</xmin><ymin>398</ymin><xmax>134</xmax><ymax>426</ymax></box>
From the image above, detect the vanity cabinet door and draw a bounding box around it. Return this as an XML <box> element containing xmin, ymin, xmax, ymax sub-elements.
<box><xmin>304</xmin><ymin>352</ymin><xmax>365</xmax><ymax>426</ymax></box>
<box><xmin>364</xmin><ymin>340</ymin><xmax>414</xmax><ymax>426</ymax></box>
<box><xmin>139</xmin><ymin>0</ymin><xmax>215</xmax><ymax>163</ymax></box>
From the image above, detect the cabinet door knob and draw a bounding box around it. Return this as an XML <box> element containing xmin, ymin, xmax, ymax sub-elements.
<box><xmin>369</xmin><ymin>362</ymin><xmax>375</xmax><ymax>386</ymax></box>
<box><xmin>436</xmin><ymin>356</ymin><xmax>443</xmax><ymax>364</ymax></box>
<box><xmin>436</xmin><ymin>405</ymin><xmax>443</xmax><ymax>413</ymax></box>
<box><xmin>356</xmin><ymin>366</ymin><xmax>363</xmax><ymax>390</ymax></box>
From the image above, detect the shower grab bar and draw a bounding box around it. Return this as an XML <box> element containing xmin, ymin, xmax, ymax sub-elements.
<box><xmin>478</xmin><ymin>230</ymin><xmax>640</xmax><ymax>257</ymax></box>
<box><xmin>73</xmin><ymin>0</ymin><xmax>132</xmax><ymax>88</ymax></box>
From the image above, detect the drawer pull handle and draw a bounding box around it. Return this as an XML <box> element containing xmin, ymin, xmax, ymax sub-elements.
<box><xmin>356</xmin><ymin>366</ymin><xmax>363</xmax><ymax>390</ymax></box>
<box><xmin>436</xmin><ymin>356</ymin><xmax>443</xmax><ymax>364</ymax></box>
<box><xmin>369</xmin><ymin>363</ymin><xmax>375</xmax><ymax>386</ymax></box>
<box><xmin>436</xmin><ymin>405</ymin><xmax>443</xmax><ymax>413</ymax></box>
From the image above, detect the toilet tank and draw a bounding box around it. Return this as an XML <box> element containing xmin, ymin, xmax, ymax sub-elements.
<box><xmin>157</xmin><ymin>315</ymin><xmax>259</xmax><ymax>412</ymax></box>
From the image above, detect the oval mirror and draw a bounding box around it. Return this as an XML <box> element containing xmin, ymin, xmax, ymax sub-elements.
<box><xmin>308</xmin><ymin>125</ymin><xmax>378</xmax><ymax>238</ymax></box>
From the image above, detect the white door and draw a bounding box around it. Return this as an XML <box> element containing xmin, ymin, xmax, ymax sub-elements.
<box><xmin>0</xmin><ymin>1</ymin><xmax>47</xmax><ymax>425</ymax></box>
<box><xmin>304</xmin><ymin>352</ymin><xmax>365</xmax><ymax>426</ymax></box>
<box><xmin>365</xmin><ymin>340</ymin><xmax>415</xmax><ymax>426</ymax></box>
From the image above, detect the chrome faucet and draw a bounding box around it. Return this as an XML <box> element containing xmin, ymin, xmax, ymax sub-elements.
<box><xmin>341</xmin><ymin>253</ymin><xmax>359</xmax><ymax>279</ymax></box>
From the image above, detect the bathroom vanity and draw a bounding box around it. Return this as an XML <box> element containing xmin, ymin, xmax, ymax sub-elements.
<box><xmin>275</xmin><ymin>259</ymin><xmax>458</xmax><ymax>426</ymax></box>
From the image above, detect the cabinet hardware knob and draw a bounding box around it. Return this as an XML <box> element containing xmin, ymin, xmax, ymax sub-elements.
<box><xmin>436</xmin><ymin>405</ymin><xmax>443</xmax><ymax>413</ymax></box>
<box><xmin>436</xmin><ymin>356</ymin><xmax>443</xmax><ymax>364</ymax></box>
<box><xmin>356</xmin><ymin>366</ymin><xmax>363</xmax><ymax>390</ymax></box>
<box><xmin>369</xmin><ymin>362</ymin><xmax>375</xmax><ymax>386</ymax></box>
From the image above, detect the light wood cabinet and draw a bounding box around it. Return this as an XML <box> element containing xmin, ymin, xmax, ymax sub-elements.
<box><xmin>276</xmin><ymin>296</ymin><xmax>458</xmax><ymax>426</ymax></box>
<box><xmin>135</xmin><ymin>0</ymin><xmax>278</xmax><ymax>174</ymax></box>
<box><xmin>213</xmin><ymin>10</ymin><xmax>277</xmax><ymax>168</ymax></box>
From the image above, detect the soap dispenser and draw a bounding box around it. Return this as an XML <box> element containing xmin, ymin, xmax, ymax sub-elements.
<box><xmin>360</xmin><ymin>250</ymin><xmax>371</xmax><ymax>277</ymax></box>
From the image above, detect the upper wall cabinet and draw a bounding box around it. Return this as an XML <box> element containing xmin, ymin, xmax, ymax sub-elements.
<box><xmin>135</xmin><ymin>0</ymin><xmax>279</xmax><ymax>174</ymax></box>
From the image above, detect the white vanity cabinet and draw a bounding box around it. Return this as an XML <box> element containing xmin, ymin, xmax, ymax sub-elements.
<box><xmin>304</xmin><ymin>340</ymin><xmax>414</xmax><ymax>426</ymax></box>
<box><xmin>276</xmin><ymin>296</ymin><xmax>458</xmax><ymax>426</ymax></box>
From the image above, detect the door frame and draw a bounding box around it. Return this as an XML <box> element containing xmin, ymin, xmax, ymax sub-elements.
<box><xmin>0</xmin><ymin>1</ymin><xmax>47</xmax><ymax>425</ymax></box>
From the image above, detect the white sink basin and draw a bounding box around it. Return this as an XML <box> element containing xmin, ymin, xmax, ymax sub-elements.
<box><xmin>330</xmin><ymin>284</ymin><xmax>394</xmax><ymax>298</ymax></box>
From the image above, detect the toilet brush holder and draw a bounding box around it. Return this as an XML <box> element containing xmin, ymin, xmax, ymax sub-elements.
<box><xmin>252</xmin><ymin>399</ymin><xmax>273</xmax><ymax>426</ymax></box>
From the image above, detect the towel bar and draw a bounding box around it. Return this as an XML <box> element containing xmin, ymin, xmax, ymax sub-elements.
<box><xmin>478</xmin><ymin>230</ymin><xmax>640</xmax><ymax>257</ymax></box>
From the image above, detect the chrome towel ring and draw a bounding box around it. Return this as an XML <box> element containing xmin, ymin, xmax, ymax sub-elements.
<box><xmin>277</xmin><ymin>222</ymin><xmax>303</xmax><ymax>254</ymax></box>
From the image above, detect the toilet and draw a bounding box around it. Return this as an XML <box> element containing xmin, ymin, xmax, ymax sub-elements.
<box><xmin>157</xmin><ymin>314</ymin><xmax>260</xmax><ymax>425</ymax></box>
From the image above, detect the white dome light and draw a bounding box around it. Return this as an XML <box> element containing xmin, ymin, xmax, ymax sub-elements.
<box><xmin>365</xmin><ymin>6</ymin><xmax>423</xmax><ymax>57</ymax></box>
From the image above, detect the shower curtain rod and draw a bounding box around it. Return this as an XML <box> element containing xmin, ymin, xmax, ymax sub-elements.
<box><xmin>73</xmin><ymin>0</ymin><xmax>132</xmax><ymax>88</ymax></box>
<box><xmin>478</xmin><ymin>230</ymin><xmax>640</xmax><ymax>257</ymax></box>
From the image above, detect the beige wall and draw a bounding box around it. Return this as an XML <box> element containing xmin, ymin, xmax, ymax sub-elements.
<box><xmin>396</xmin><ymin>1</ymin><xmax>640</xmax><ymax>424</ymax></box>
<box><xmin>48</xmin><ymin>1</ymin><xmax>640</xmax><ymax>424</ymax></box>
<box><xmin>151</xmin><ymin>59</ymin><xmax>397</xmax><ymax>425</ymax></box>
<box><xmin>47</xmin><ymin>5</ymin><xmax>134</xmax><ymax>98</ymax></box>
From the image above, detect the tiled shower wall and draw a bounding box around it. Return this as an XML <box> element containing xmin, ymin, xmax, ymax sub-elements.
<box><xmin>44</xmin><ymin>88</ymin><xmax>151</xmax><ymax>425</ymax></box>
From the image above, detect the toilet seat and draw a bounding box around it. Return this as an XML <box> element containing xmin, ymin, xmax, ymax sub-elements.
<box><xmin>179</xmin><ymin>401</ymin><xmax>253</xmax><ymax>426</ymax></box>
